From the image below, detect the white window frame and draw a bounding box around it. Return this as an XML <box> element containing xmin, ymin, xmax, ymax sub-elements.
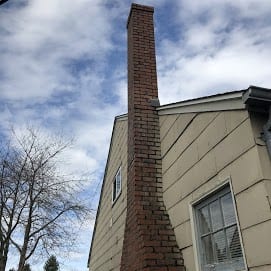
<box><xmin>112</xmin><ymin>167</ymin><xmax>121</xmax><ymax>204</ymax></box>
<box><xmin>189</xmin><ymin>180</ymin><xmax>247</xmax><ymax>271</ymax></box>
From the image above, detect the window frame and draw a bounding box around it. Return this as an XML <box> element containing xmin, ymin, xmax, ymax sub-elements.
<box><xmin>112</xmin><ymin>167</ymin><xmax>122</xmax><ymax>204</ymax></box>
<box><xmin>190</xmin><ymin>180</ymin><xmax>247</xmax><ymax>271</ymax></box>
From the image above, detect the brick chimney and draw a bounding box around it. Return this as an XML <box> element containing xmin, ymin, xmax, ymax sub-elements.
<box><xmin>120</xmin><ymin>3</ymin><xmax>185</xmax><ymax>271</ymax></box>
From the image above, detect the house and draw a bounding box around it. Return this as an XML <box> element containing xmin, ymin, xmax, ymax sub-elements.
<box><xmin>88</xmin><ymin>3</ymin><xmax>271</xmax><ymax>271</ymax></box>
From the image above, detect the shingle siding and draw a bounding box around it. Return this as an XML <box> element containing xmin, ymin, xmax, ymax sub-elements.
<box><xmin>161</xmin><ymin>109</ymin><xmax>271</xmax><ymax>271</ymax></box>
<box><xmin>89</xmin><ymin>119</ymin><xmax>127</xmax><ymax>271</ymax></box>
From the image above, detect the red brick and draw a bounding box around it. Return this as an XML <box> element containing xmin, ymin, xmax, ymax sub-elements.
<box><xmin>120</xmin><ymin>4</ymin><xmax>185</xmax><ymax>271</ymax></box>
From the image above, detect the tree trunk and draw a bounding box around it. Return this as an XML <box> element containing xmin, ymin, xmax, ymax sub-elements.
<box><xmin>17</xmin><ymin>234</ymin><xmax>29</xmax><ymax>271</ymax></box>
<box><xmin>18</xmin><ymin>255</ymin><xmax>25</xmax><ymax>271</ymax></box>
<box><xmin>18</xmin><ymin>187</ymin><xmax>33</xmax><ymax>271</ymax></box>
<box><xmin>17</xmin><ymin>221</ymin><xmax>31</xmax><ymax>271</ymax></box>
<box><xmin>0</xmin><ymin>255</ymin><xmax>7</xmax><ymax>271</ymax></box>
<box><xmin>0</xmin><ymin>233</ymin><xmax>9</xmax><ymax>271</ymax></box>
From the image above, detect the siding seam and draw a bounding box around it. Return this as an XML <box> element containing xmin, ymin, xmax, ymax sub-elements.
<box><xmin>162</xmin><ymin>112</ymin><xmax>219</xmax><ymax>176</ymax></box>
<box><xmin>159</xmin><ymin>114</ymin><xmax>177</xmax><ymax>132</ymax></box>
<box><xmin>172</xmin><ymin>218</ymin><xmax>190</xmax><ymax>229</ymax></box>
<box><xmin>91</xmin><ymin>209</ymin><xmax>126</xmax><ymax>254</ymax></box>
<box><xmin>241</xmin><ymin>217</ymin><xmax>271</xmax><ymax>231</ymax></box>
<box><xmin>165</xmin><ymin>144</ymin><xmax>256</xmax><ymax>211</ymax></box>
<box><xmin>247</xmin><ymin>263</ymin><xmax>271</xmax><ymax>269</ymax></box>
<box><xmin>161</xmin><ymin>113</ymin><xmax>199</xmax><ymax>159</ymax></box>
<box><xmin>163</xmin><ymin>112</ymin><xmax>249</xmax><ymax>176</ymax></box>
<box><xmin>163</xmin><ymin>116</ymin><xmax>251</xmax><ymax>193</ymax></box>
<box><xmin>234</xmin><ymin>178</ymin><xmax>268</xmax><ymax>196</ymax></box>
<box><xmin>160</xmin><ymin>114</ymin><xmax>182</xmax><ymax>142</ymax></box>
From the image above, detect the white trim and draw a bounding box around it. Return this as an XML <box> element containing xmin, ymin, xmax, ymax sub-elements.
<box><xmin>115</xmin><ymin>114</ymin><xmax>127</xmax><ymax>121</ymax></box>
<box><xmin>112</xmin><ymin>167</ymin><xmax>122</xmax><ymax>204</ymax></box>
<box><xmin>189</xmin><ymin>180</ymin><xmax>231</xmax><ymax>271</ymax></box>
<box><xmin>189</xmin><ymin>178</ymin><xmax>248</xmax><ymax>271</ymax></box>
<box><xmin>159</xmin><ymin>92</ymin><xmax>243</xmax><ymax>110</ymax></box>
<box><xmin>228</xmin><ymin>180</ymin><xmax>248</xmax><ymax>271</ymax></box>
<box><xmin>190</xmin><ymin>179</ymin><xmax>231</xmax><ymax>207</ymax></box>
<box><xmin>158</xmin><ymin>93</ymin><xmax>245</xmax><ymax>116</ymax></box>
<box><xmin>190</xmin><ymin>202</ymin><xmax>200</xmax><ymax>271</ymax></box>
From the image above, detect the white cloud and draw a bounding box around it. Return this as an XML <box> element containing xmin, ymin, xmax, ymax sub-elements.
<box><xmin>157</xmin><ymin>0</ymin><xmax>271</xmax><ymax>104</ymax></box>
<box><xmin>176</xmin><ymin>0</ymin><xmax>271</xmax><ymax>21</ymax></box>
<box><xmin>0</xmin><ymin>0</ymin><xmax>113</xmax><ymax>101</ymax></box>
<box><xmin>1</xmin><ymin>1</ymin><xmax>120</xmax><ymax>270</ymax></box>
<box><xmin>2</xmin><ymin>0</ymin><xmax>271</xmax><ymax>270</ymax></box>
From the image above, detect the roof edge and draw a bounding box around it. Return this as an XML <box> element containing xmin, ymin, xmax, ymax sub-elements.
<box><xmin>159</xmin><ymin>91</ymin><xmax>244</xmax><ymax>115</ymax></box>
<box><xmin>158</xmin><ymin>89</ymin><xmax>244</xmax><ymax>110</ymax></box>
<box><xmin>158</xmin><ymin>86</ymin><xmax>271</xmax><ymax>113</ymax></box>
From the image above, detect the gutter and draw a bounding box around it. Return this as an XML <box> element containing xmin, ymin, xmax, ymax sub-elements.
<box><xmin>243</xmin><ymin>86</ymin><xmax>271</xmax><ymax>159</ymax></box>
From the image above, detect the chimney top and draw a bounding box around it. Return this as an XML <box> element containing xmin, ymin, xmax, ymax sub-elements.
<box><xmin>127</xmin><ymin>3</ymin><xmax>154</xmax><ymax>29</ymax></box>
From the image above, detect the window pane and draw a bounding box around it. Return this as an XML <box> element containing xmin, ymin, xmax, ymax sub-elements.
<box><xmin>210</xmin><ymin>200</ymin><xmax>223</xmax><ymax>231</ymax></box>
<box><xmin>116</xmin><ymin>176</ymin><xmax>120</xmax><ymax>193</ymax></box>
<box><xmin>221</xmin><ymin>193</ymin><xmax>236</xmax><ymax>226</ymax></box>
<box><xmin>112</xmin><ymin>181</ymin><xmax>116</xmax><ymax>200</ymax></box>
<box><xmin>213</xmin><ymin>230</ymin><xmax>227</xmax><ymax>262</ymax></box>
<box><xmin>198</xmin><ymin>206</ymin><xmax>211</xmax><ymax>234</ymax></box>
<box><xmin>195</xmin><ymin>185</ymin><xmax>245</xmax><ymax>271</ymax></box>
<box><xmin>226</xmin><ymin>226</ymin><xmax>243</xmax><ymax>259</ymax></box>
<box><xmin>202</xmin><ymin>235</ymin><xmax>214</xmax><ymax>264</ymax></box>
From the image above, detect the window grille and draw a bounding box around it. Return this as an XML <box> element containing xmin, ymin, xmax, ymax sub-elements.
<box><xmin>194</xmin><ymin>185</ymin><xmax>245</xmax><ymax>271</ymax></box>
<box><xmin>112</xmin><ymin>167</ymin><xmax>121</xmax><ymax>203</ymax></box>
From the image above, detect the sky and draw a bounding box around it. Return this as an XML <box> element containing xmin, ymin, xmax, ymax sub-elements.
<box><xmin>0</xmin><ymin>0</ymin><xmax>271</xmax><ymax>270</ymax></box>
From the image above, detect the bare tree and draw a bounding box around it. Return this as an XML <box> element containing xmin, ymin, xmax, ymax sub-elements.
<box><xmin>0</xmin><ymin>141</ymin><xmax>26</xmax><ymax>271</ymax></box>
<box><xmin>0</xmin><ymin>127</ymin><xmax>91</xmax><ymax>271</ymax></box>
<box><xmin>0</xmin><ymin>0</ymin><xmax>8</xmax><ymax>6</ymax></box>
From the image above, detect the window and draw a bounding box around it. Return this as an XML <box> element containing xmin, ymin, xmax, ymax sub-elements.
<box><xmin>112</xmin><ymin>167</ymin><xmax>121</xmax><ymax>203</ymax></box>
<box><xmin>194</xmin><ymin>185</ymin><xmax>245</xmax><ymax>271</ymax></box>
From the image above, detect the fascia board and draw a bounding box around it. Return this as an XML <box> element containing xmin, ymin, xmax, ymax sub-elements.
<box><xmin>157</xmin><ymin>92</ymin><xmax>244</xmax><ymax>115</ymax></box>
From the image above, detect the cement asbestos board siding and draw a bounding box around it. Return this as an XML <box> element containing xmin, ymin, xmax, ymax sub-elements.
<box><xmin>89</xmin><ymin>108</ymin><xmax>271</xmax><ymax>271</ymax></box>
<box><xmin>163</xmin><ymin>141</ymin><xmax>199</xmax><ymax>192</ymax></box>
<box><xmin>250</xmin><ymin>112</ymin><xmax>268</xmax><ymax>146</ymax></box>
<box><xmin>89</xmin><ymin>119</ymin><xmax>127</xmax><ymax>271</ymax></box>
<box><xmin>160</xmin><ymin>113</ymin><xmax>197</xmax><ymax>157</ymax></box>
<box><xmin>161</xmin><ymin>109</ymin><xmax>271</xmax><ymax>270</ymax></box>
<box><xmin>223</xmin><ymin>146</ymin><xmax>263</xmax><ymax>194</ymax></box>
<box><xmin>159</xmin><ymin>114</ymin><xmax>179</xmax><ymax>140</ymax></box>
<box><xmin>249</xmin><ymin>266</ymin><xmax>271</xmax><ymax>271</ymax></box>
<box><xmin>235</xmin><ymin>181</ymin><xmax>271</xmax><ymax>229</ymax></box>
<box><xmin>242</xmin><ymin>219</ymin><xmax>271</xmax><ymax>267</ymax></box>
<box><xmin>266</xmin><ymin>181</ymin><xmax>271</xmax><ymax>204</ymax></box>
<box><xmin>174</xmin><ymin>220</ymin><xmax>193</xmax><ymax>249</ymax></box>
<box><xmin>213</xmin><ymin>119</ymin><xmax>255</xmax><ymax>171</ymax></box>
<box><xmin>181</xmin><ymin>246</ymin><xmax>196</xmax><ymax>271</ymax></box>
<box><xmin>167</xmin><ymin>195</ymin><xmax>192</xmax><ymax>228</ymax></box>
<box><xmin>161</xmin><ymin>112</ymin><xmax>218</xmax><ymax>173</ymax></box>
<box><xmin>258</xmin><ymin>145</ymin><xmax>271</xmax><ymax>180</ymax></box>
